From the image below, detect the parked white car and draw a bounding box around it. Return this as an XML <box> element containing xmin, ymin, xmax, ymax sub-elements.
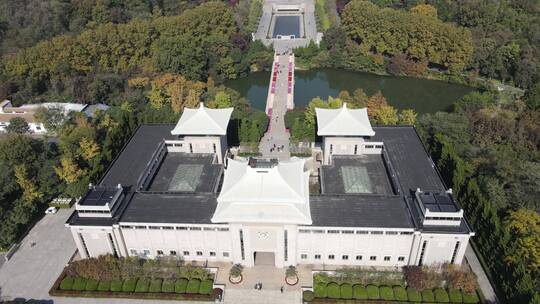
<box><xmin>45</xmin><ymin>206</ymin><xmax>58</xmax><ymax>214</ymax></box>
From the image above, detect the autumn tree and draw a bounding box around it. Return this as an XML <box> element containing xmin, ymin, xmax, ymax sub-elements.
<box><xmin>399</xmin><ymin>109</ymin><xmax>417</xmax><ymax>125</ymax></box>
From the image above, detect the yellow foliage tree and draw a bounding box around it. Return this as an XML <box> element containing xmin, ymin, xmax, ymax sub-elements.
<box><xmin>399</xmin><ymin>109</ymin><xmax>417</xmax><ymax>125</ymax></box>
<box><xmin>14</xmin><ymin>165</ymin><xmax>43</xmax><ymax>203</ymax></box>
<box><xmin>55</xmin><ymin>157</ymin><xmax>87</xmax><ymax>184</ymax></box>
<box><xmin>376</xmin><ymin>105</ymin><xmax>399</xmax><ymax>125</ymax></box>
<box><xmin>79</xmin><ymin>137</ymin><xmax>100</xmax><ymax>161</ymax></box>
<box><xmin>504</xmin><ymin>209</ymin><xmax>540</xmax><ymax>272</ymax></box>
<box><xmin>410</xmin><ymin>4</ymin><xmax>438</xmax><ymax>18</ymax></box>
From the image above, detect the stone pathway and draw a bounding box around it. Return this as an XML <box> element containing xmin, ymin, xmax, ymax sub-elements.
<box><xmin>464</xmin><ymin>246</ymin><xmax>499</xmax><ymax>303</ymax></box>
<box><xmin>259</xmin><ymin>53</ymin><xmax>293</xmax><ymax>160</ymax></box>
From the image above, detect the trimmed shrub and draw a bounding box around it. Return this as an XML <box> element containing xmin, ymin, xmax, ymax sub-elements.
<box><xmin>422</xmin><ymin>289</ymin><xmax>435</xmax><ymax>302</ymax></box>
<box><xmin>340</xmin><ymin>283</ymin><xmax>353</xmax><ymax>299</ymax></box>
<box><xmin>59</xmin><ymin>277</ymin><xmax>74</xmax><ymax>290</ymax></box>
<box><xmin>303</xmin><ymin>290</ymin><xmax>315</xmax><ymax>302</ymax></box>
<box><xmin>434</xmin><ymin>288</ymin><xmax>450</xmax><ymax>303</ymax></box>
<box><xmin>85</xmin><ymin>279</ymin><xmax>98</xmax><ymax>291</ymax></box>
<box><xmin>97</xmin><ymin>280</ymin><xmax>110</xmax><ymax>291</ymax></box>
<box><xmin>380</xmin><ymin>285</ymin><xmax>394</xmax><ymax>301</ymax></box>
<box><xmin>314</xmin><ymin>282</ymin><xmax>327</xmax><ymax>298</ymax></box>
<box><xmin>353</xmin><ymin>284</ymin><xmax>368</xmax><ymax>300</ymax></box>
<box><xmin>366</xmin><ymin>285</ymin><xmax>380</xmax><ymax>300</ymax></box>
<box><xmin>72</xmin><ymin>277</ymin><xmax>87</xmax><ymax>291</ymax></box>
<box><xmin>122</xmin><ymin>278</ymin><xmax>138</xmax><ymax>292</ymax></box>
<box><xmin>393</xmin><ymin>285</ymin><xmax>408</xmax><ymax>301</ymax></box>
<box><xmin>135</xmin><ymin>278</ymin><xmax>149</xmax><ymax>293</ymax></box>
<box><xmin>149</xmin><ymin>279</ymin><xmax>162</xmax><ymax>293</ymax></box>
<box><xmin>186</xmin><ymin>279</ymin><xmax>201</xmax><ymax>293</ymax></box>
<box><xmin>449</xmin><ymin>288</ymin><xmax>463</xmax><ymax>303</ymax></box>
<box><xmin>463</xmin><ymin>291</ymin><xmax>480</xmax><ymax>303</ymax></box>
<box><xmin>327</xmin><ymin>282</ymin><xmax>340</xmax><ymax>299</ymax></box>
<box><xmin>407</xmin><ymin>288</ymin><xmax>422</xmax><ymax>302</ymax></box>
<box><xmin>212</xmin><ymin>288</ymin><xmax>223</xmax><ymax>301</ymax></box>
<box><xmin>162</xmin><ymin>279</ymin><xmax>175</xmax><ymax>293</ymax></box>
<box><xmin>110</xmin><ymin>279</ymin><xmax>123</xmax><ymax>292</ymax></box>
<box><xmin>199</xmin><ymin>279</ymin><xmax>213</xmax><ymax>295</ymax></box>
<box><xmin>175</xmin><ymin>278</ymin><xmax>189</xmax><ymax>293</ymax></box>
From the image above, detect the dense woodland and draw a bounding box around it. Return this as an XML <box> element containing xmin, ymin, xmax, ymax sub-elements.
<box><xmin>0</xmin><ymin>1</ymin><xmax>538</xmax><ymax>303</ymax></box>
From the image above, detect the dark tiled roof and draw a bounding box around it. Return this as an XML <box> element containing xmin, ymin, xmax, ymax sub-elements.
<box><xmin>119</xmin><ymin>193</ymin><xmax>217</xmax><ymax>224</ymax></box>
<box><xmin>371</xmin><ymin>126</ymin><xmax>446</xmax><ymax>193</ymax></box>
<box><xmin>100</xmin><ymin>124</ymin><xmax>176</xmax><ymax>187</ymax></box>
<box><xmin>309</xmin><ymin>195</ymin><xmax>414</xmax><ymax>228</ymax></box>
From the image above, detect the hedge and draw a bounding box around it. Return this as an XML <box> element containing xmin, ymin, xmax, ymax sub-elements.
<box><xmin>186</xmin><ymin>279</ymin><xmax>201</xmax><ymax>294</ymax></box>
<box><xmin>199</xmin><ymin>279</ymin><xmax>213</xmax><ymax>295</ymax></box>
<box><xmin>366</xmin><ymin>285</ymin><xmax>379</xmax><ymax>300</ymax></box>
<box><xmin>85</xmin><ymin>279</ymin><xmax>99</xmax><ymax>291</ymax></box>
<box><xmin>135</xmin><ymin>278</ymin><xmax>150</xmax><ymax>293</ymax></box>
<box><xmin>340</xmin><ymin>283</ymin><xmax>353</xmax><ymax>299</ymax></box>
<box><xmin>303</xmin><ymin>290</ymin><xmax>315</xmax><ymax>302</ymax></box>
<box><xmin>353</xmin><ymin>284</ymin><xmax>368</xmax><ymax>300</ymax></box>
<box><xmin>122</xmin><ymin>278</ymin><xmax>138</xmax><ymax>292</ymax></box>
<box><xmin>463</xmin><ymin>291</ymin><xmax>480</xmax><ymax>303</ymax></box>
<box><xmin>393</xmin><ymin>286</ymin><xmax>408</xmax><ymax>301</ymax></box>
<box><xmin>449</xmin><ymin>288</ymin><xmax>463</xmax><ymax>303</ymax></box>
<box><xmin>422</xmin><ymin>289</ymin><xmax>435</xmax><ymax>302</ymax></box>
<box><xmin>407</xmin><ymin>288</ymin><xmax>422</xmax><ymax>302</ymax></box>
<box><xmin>149</xmin><ymin>279</ymin><xmax>162</xmax><ymax>293</ymax></box>
<box><xmin>110</xmin><ymin>279</ymin><xmax>123</xmax><ymax>292</ymax></box>
<box><xmin>327</xmin><ymin>282</ymin><xmax>340</xmax><ymax>299</ymax></box>
<box><xmin>314</xmin><ymin>282</ymin><xmax>327</xmax><ymax>298</ymax></box>
<box><xmin>162</xmin><ymin>279</ymin><xmax>175</xmax><ymax>293</ymax></box>
<box><xmin>175</xmin><ymin>278</ymin><xmax>189</xmax><ymax>294</ymax></box>
<box><xmin>97</xmin><ymin>280</ymin><xmax>110</xmax><ymax>292</ymax></box>
<box><xmin>59</xmin><ymin>277</ymin><xmax>74</xmax><ymax>290</ymax></box>
<box><xmin>434</xmin><ymin>288</ymin><xmax>450</xmax><ymax>303</ymax></box>
<box><xmin>380</xmin><ymin>286</ymin><xmax>394</xmax><ymax>301</ymax></box>
<box><xmin>72</xmin><ymin>277</ymin><xmax>87</xmax><ymax>291</ymax></box>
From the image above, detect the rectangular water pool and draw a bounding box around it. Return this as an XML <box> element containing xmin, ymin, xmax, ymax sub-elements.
<box><xmin>272</xmin><ymin>15</ymin><xmax>300</xmax><ymax>38</ymax></box>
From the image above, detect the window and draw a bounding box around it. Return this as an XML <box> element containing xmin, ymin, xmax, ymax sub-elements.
<box><xmin>371</xmin><ymin>231</ymin><xmax>383</xmax><ymax>235</ymax></box>
<box><xmin>196</xmin><ymin>251</ymin><xmax>203</xmax><ymax>256</ymax></box>
<box><xmin>218</xmin><ymin>228</ymin><xmax>229</xmax><ymax>232</ymax></box>
<box><xmin>170</xmin><ymin>250</ymin><xmax>177</xmax><ymax>256</ymax></box>
<box><xmin>190</xmin><ymin>227</ymin><xmax>202</xmax><ymax>231</ymax></box>
<box><xmin>398</xmin><ymin>256</ymin><xmax>405</xmax><ymax>262</ymax></box>
<box><xmin>400</xmin><ymin>231</ymin><xmax>413</xmax><ymax>235</ymax></box>
<box><xmin>385</xmin><ymin>231</ymin><xmax>398</xmax><ymax>235</ymax></box>
<box><xmin>176</xmin><ymin>227</ymin><xmax>188</xmax><ymax>230</ymax></box>
<box><xmin>157</xmin><ymin>250</ymin><xmax>164</xmax><ymax>256</ymax></box>
<box><xmin>213</xmin><ymin>143</ymin><xmax>217</xmax><ymax>153</ymax></box>
<box><xmin>328</xmin><ymin>254</ymin><xmax>335</xmax><ymax>260</ymax></box>
<box><xmin>312</xmin><ymin>230</ymin><xmax>325</xmax><ymax>234</ymax></box>
<box><xmin>342</xmin><ymin>255</ymin><xmax>349</xmax><ymax>260</ymax></box>
<box><xmin>419</xmin><ymin>241</ymin><xmax>428</xmax><ymax>266</ymax></box>
<box><xmin>384</xmin><ymin>256</ymin><xmax>391</xmax><ymax>261</ymax></box>
<box><xmin>301</xmin><ymin>254</ymin><xmax>308</xmax><ymax>259</ymax></box>
<box><xmin>162</xmin><ymin>226</ymin><xmax>174</xmax><ymax>230</ymax></box>
<box><xmin>370</xmin><ymin>256</ymin><xmax>376</xmax><ymax>261</ymax></box>
<box><xmin>284</xmin><ymin>230</ymin><xmax>288</xmax><ymax>262</ymax></box>
<box><xmin>135</xmin><ymin>225</ymin><xmax>146</xmax><ymax>229</ymax></box>
<box><xmin>223</xmin><ymin>252</ymin><xmax>230</xmax><ymax>257</ymax></box>
<box><xmin>149</xmin><ymin>226</ymin><xmax>160</xmax><ymax>230</ymax></box>
<box><xmin>299</xmin><ymin>229</ymin><xmax>311</xmax><ymax>233</ymax></box>
<box><xmin>356</xmin><ymin>255</ymin><xmax>363</xmax><ymax>261</ymax></box>
<box><xmin>327</xmin><ymin>230</ymin><xmax>339</xmax><ymax>234</ymax></box>
<box><xmin>129</xmin><ymin>249</ymin><xmax>137</xmax><ymax>256</ymax></box>
<box><xmin>121</xmin><ymin>225</ymin><xmax>134</xmax><ymax>229</ymax></box>
<box><xmin>209</xmin><ymin>251</ymin><xmax>216</xmax><ymax>257</ymax></box>
<box><xmin>204</xmin><ymin>227</ymin><xmax>215</xmax><ymax>231</ymax></box>
<box><xmin>365</xmin><ymin>145</ymin><xmax>374</xmax><ymax>149</ymax></box>
<box><xmin>314</xmin><ymin>254</ymin><xmax>321</xmax><ymax>260</ymax></box>
<box><xmin>240</xmin><ymin>229</ymin><xmax>245</xmax><ymax>260</ymax></box>
<box><xmin>143</xmin><ymin>249</ymin><xmax>151</xmax><ymax>257</ymax></box>
<box><xmin>450</xmin><ymin>241</ymin><xmax>460</xmax><ymax>264</ymax></box>
<box><xmin>356</xmin><ymin>230</ymin><xmax>369</xmax><ymax>234</ymax></box>
<box><xmin>183</xmin><ymin>251</ymin><xmax>190</xmax><ymax>256</ymax></box>
<box><xmin>341</xmin><ymin>230</ymin><xmax>354</xmax><ymax>234</ymax></box>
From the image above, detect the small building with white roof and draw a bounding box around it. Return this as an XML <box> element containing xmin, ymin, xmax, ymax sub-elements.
<box><xmin>315</xmin><ymin>103</ymin><xmax>382</xmax><ymax>165</ymax></box>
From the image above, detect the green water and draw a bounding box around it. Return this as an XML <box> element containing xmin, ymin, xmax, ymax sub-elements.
<box><xmin>225</xmin><ymin>69</ymin><xmax>475</xmax><ymax>113</ymax></box>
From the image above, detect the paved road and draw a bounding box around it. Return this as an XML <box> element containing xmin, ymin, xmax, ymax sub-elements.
<box><xmin>464</xmin><ymin>246</ymin><xmax>499</xmax><ymax>304</ymax></box>
<box><xmin>259</xmin><ymin>54</ymin><xmax>292</xmax><ymax>160</ymax></box>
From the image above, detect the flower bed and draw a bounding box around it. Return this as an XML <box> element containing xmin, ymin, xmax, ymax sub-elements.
<box><xmin>49</xmin><ymin>255</ymin><xmax>219</xmax><ymax>301</ymax></box>
<box><xmin>305</xmin><ymin>282</ymin><xmax>480</xmax><ymax>303</ymax></box>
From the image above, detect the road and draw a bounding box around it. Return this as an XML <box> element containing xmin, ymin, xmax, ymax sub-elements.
<box><xmin>464</xmin><ymin>245</ymin><xmax>499</xmax><ymax>304</ymax></box>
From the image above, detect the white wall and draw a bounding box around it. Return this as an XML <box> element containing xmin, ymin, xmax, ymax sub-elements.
<box><xmin>166</xmin><ymin>135</ymin><xmax>226</xmax><ymax>163</ymax></box>
<box><xmin>0</xmin><ymin>121</ymin><xmax>46</xmax><ymax>134</ymax></box>
<box><xmin>70</xmin><ymin>227</ymin><xmax>116</xmax><ymax>258</ymax></box>
<box><xmin>322</xmin><ymin>137</ymin><xmax>383</xmax><ymax>165</ymax></box>
<box><xmin>120</xmin><ymin>224</ymin><xmax>233</xmax><ymax>262</ymax></box>
<box><xmin>412</xmin><ymin>233</ymin><xmax>471</xmax><ymax>266</ymax></box>
<box><xmin>297</xmin><ymin>227</ymin><xmax>414</xmax><ymax>267</ymax></box>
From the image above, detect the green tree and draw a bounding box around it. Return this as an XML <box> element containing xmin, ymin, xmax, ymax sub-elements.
<box><xmin>6</xmin><ymin>117</ymin><xmax>30</xmax><ymax>134</ymax></box>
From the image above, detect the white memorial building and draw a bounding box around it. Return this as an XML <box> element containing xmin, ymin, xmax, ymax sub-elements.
<box><xmin>66</xmin><ymin>103</ymin><xmax>474</xmax><ymax>268</ymax></box>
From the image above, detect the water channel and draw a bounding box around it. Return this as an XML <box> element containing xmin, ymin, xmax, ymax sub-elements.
<box><xmin>226</xmin><ymin>69</ymin><xmax>475</xmax><ymax>113</ymax></box>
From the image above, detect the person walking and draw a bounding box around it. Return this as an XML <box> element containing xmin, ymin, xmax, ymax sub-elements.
<box><xmin>280</xmin><ymin>286</ymin><xmax>284</xmax><ymax>293</ymax></box>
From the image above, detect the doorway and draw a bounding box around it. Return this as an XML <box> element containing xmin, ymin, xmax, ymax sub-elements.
<box><xmin>254</xmin><ymin>251</ymin><xmax>275</xmax><ymax>266</ymax></box>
